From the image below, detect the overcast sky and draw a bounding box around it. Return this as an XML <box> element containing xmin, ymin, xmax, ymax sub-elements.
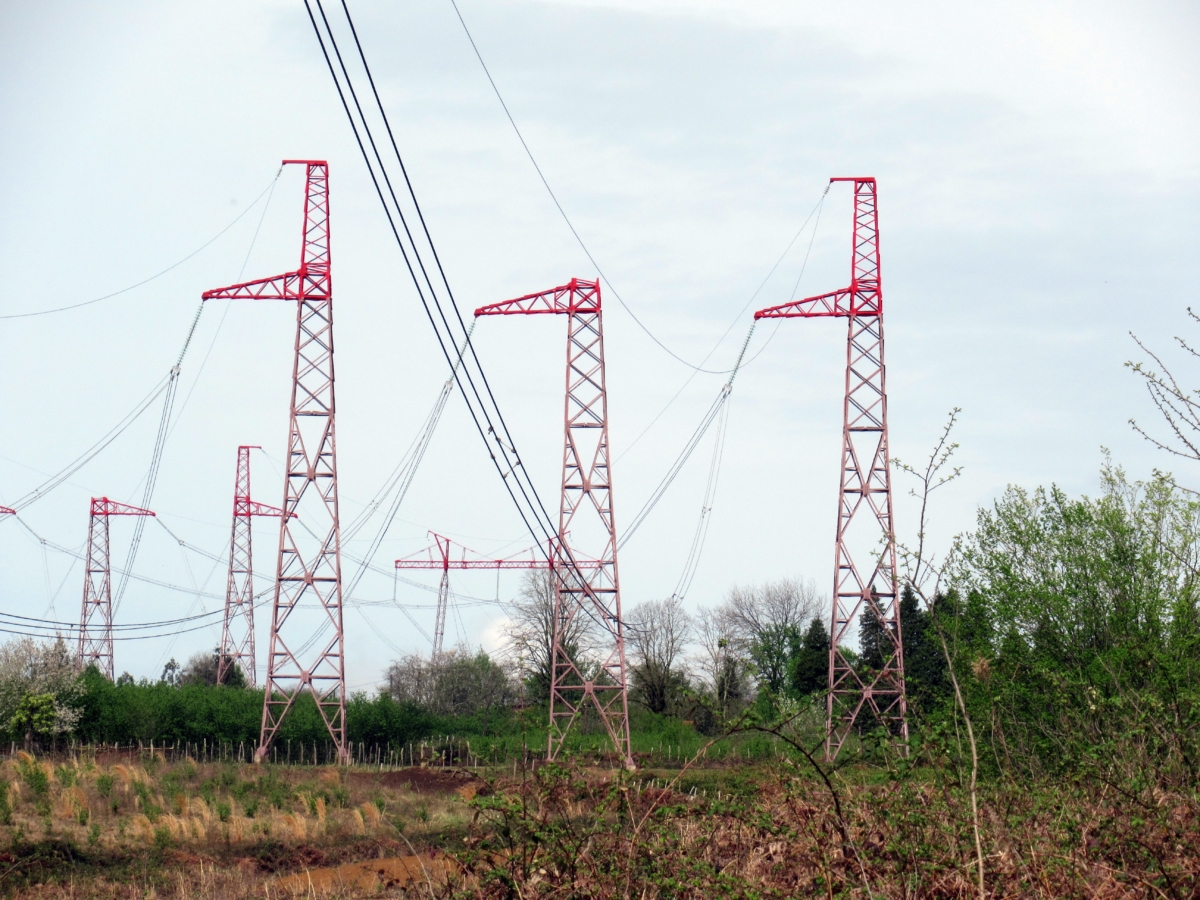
<box><xmin>1</xmin><ymin>0</ymin><xmax>1197</xmax><ymax>689</ymax></box>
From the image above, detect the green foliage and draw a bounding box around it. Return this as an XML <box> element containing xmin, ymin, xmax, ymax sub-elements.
<box><xmin>18</xmin><ymin>758</ymin><xmax>49</xmax><ymax>796</ymax></box>
<box><xmin>0</xmin><ymin>781</ymin><xmax>11</xmax><ymax>825</ymax></box>
<box><xmin>94</xmin><ymin>773</ymin><xmax>114</xmax><ymax>798</ymax></box>
<box><xmin>10</xmin><ymin>693</ymin><xmax>59</xmax><ymax>743</ymax></box>
<box><xmin>949</xmin><ymin>463</ymin><xmax>1200</xmax><ymax>786</ymax></box>
<box><xmin>787</xmin><ymin>617</ymin><xmax>829</xmax><ymax>698</ymax></box>
<box><xmin>748</xmin><ymin>624</ymin><xmax>801</xmax><ymax>695</ymax></box>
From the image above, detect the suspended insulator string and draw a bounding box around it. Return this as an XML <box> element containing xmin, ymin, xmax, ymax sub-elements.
<box><xmin>619</xmin><ymin>321</ymin><xmax>756</xmax><ymax>549</ymax></box>
<box><xmin>672</xmin><ymin>394</ymin><xmax>731</xmax><ymax>601</ymax></box>
<box><xmin>113</xmin><ymin>368</ymin><xmax>181</xmax><ymax>614</ymax></box>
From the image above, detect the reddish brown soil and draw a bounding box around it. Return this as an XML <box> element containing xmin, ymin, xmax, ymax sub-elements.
<box><xmin>347</xmin><ymin>766</ymin><xmax>487</xmax><ymax>796</ymax></box>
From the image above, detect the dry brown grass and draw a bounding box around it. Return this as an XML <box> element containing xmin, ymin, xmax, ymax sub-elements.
<box><xmin>2</xmin><ymin>753</ymin><xmax>1198</xmax><ymax>898</ymax></box>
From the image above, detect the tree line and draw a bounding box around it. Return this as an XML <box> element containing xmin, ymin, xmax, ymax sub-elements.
<box><xmin>2</xmin><ymin>463</ymin><xmax>1198</xmax><ymax>788</ymax></box>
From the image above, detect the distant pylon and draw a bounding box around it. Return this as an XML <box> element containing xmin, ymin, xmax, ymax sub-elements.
<box><xmin>78</xmin><ymin>497</ymin><xmax>155</xmax><ymax>680</ymax></box>
<box><xmin>395</xmin><ymin>532</ymin><xmax>560</xmax><ymax>658</ymax></box>
<box><xmin>218</xmin><ymin>446</ymin><xmax>287</xmax><ymax>687</ymax></box>
<box><xmin>755</xmin><ymin>177</ymin><xmax>908</xmax><ymax>759</ymax></box>
<box><xmin>202</xmin><ymin>161</ymin><xmax>349</xmax><ymax>763</ymax></box>
<box><xmin>476</xmin><ymin>278</ymin><xmax>634</xmax><ymax>768</ymax></box>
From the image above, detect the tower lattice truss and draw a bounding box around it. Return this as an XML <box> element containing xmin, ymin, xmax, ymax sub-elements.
<box><xmin>218</xmin><ymin>445</ymin><xmax>286</xmax><ymax>687</ymax></box>
<box><xmin>756</xmin><ymin>178</ymin><xmax>908</xmax><ymax>759</ymax></box>
<box><xmin>203</xmin><ymin>161</ymin><xmax>349</xmax><ymax>763</ymax></box>
<box><xmin>476</xmin><ymin>279</ymin><xmax>634</xmax><ymax>768</ymax></box>
<box><xmin>78</xmin><ymin>498</ymin><xmax>155</xmax><ymax>680</ymax></box>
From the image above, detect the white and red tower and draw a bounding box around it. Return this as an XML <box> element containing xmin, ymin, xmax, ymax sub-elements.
<box><xmin>218</xmin><ymin>445</ymin><xmax>286</xmax><ymax>687</ymax></box>
<box><xmin>476</xmin><ymin>279</ymin><xmax>634</xmax><ymax>767</ymax></box>
<box><xmin>77</xmin><ymin>498</ymin><xmax>155</xmax><ymax>680</ymax></box>
<box><xmin>203</xmin><ymin>161</ymin><xmax>349</xmax><ymax>763</ymax></box>
<box><xmin>756</xmin><ymin>178</ymin><xmax>908</xmax><ymax>759</ymax></box>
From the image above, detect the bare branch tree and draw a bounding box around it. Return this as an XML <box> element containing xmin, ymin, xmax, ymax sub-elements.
<box><xmin>501</xmin><ymin>568</ymin><xmax>595</xmax><ymax>700</ymax></box>
<box><xmin>1128</xmin><ymin>309</ymin><xmax>1200</xmax><ymax>464</ymax></box>
<box><xmin>625</xmin><ymin>596</ymin><xmax>692</xmax><ymax>714</ymax></box>
<box><xmin>693</xmin><ymin>604</ymin><xmax>747</xmax><ymax>713</ymax></box>
<box><xmin>893</xmin><ymin>408</ymin><xmax>984</xmax><ymax>900</ymax></box>
<box><xmin>723</xmin><ymin>577</ymin><xmax>822</xmax><ymax>645</ymax></box>
<box><xmin>720</xmin><ymin>578</ymin><xmax>822</xmax><ymax>693</ymax></box>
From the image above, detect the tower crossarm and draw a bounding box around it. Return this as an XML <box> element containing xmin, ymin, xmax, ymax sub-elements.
<box><xmin>236</xmin><ymin>500</ymin><xmax>291</xmax><ymax>519</ymax></box>
<box><xmin>755</xmin><ymin>287</ymin><xmax>857</xmax><ymax>320</ymax></box>
<box><xmin>474</xmin><ymin>278</ymin><xmax>600</xmax><ymax>317</ymax></box>
<box><xmin>202</xmin><ymin>160</ymin><xmax>331</xmax><ymax>304</ymax></box>
<box><xmin>0</xmin><ymin>506</ymin><xmax>15</xmax><ymax>515</ymax></box>
<box><xmin>394</xmin><ymin>532</ymin><xmax>575</xmax><ymax>571</ymax></box>
<box><xmin>90</xmin><ymin>497</ymin><xmax>155</xmax><ymax>518</ymax></box>
<box><xmin>754</xmin><ymin>177</ymin><xmax>882</xmax><ymax>322</ymax></box>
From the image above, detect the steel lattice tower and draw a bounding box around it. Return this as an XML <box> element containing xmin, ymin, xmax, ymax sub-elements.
<box><xmin>202</xmin><ymin>161</ymin><xmax>349</xmax><ymax>763</ymax></box>
<box><xmin>77</xmin><ymin>498</ymin><xmax>155</xmax><ymax>680</ymax></box>
<box><xmin>395</xmin><ymin>533</ymin><xmax>551</xmax><ymax>659</ymax></box>
<box><xmin>218</xmin><ymin>446</ymin><xmax>286</xmax><ymax>687</ymax></box>
<box><xmin>476</xmin><ymin>278</ymin><xmax>634</xmax><ymax>767</ymax></box>
<box><xmin>755</xmin><ymin>178</ymin><xmax>908</xmax><ymax>759</ymax></box>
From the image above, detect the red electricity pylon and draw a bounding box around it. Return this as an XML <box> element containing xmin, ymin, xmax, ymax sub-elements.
<box><xmin>476</xmin><ymin>278</ymin><xmax>634</xmax><ymax>767</ymax></box>
<box><xmin>395</xmin><ymin>533</ymin><xmax>547</xmax><ymax>659</ymax></box>
<box><xmin>218</xmin><ymin>446</ymin><xmax>287</xmax><ymax>687</ymax></box>
<box><xmin>78</xmin><ymin>498</ymin><xmax>155</xmax><ymax>680</ymax></box>
<box><xmin>202</xmin><ymin>161</ymin><xmax>349</xmax><ymax>763</ymax></box>
<box><xmin>755</xmin><ymin>178</ymin><xmax>908</xmax><ymax>759</ymax></box>
<box><xmin>0</xmin><ymin>507</ymin><xmax>14</xmax><ymax>515</ymax></box>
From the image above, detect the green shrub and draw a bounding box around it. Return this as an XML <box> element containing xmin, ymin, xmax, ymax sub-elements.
<box><xmin>19</xmin><ymin>760</ymin><xmax>48</xmax><ymax>796</ymax></box>
<box><xmin>95</xmin><ymin>774</ymin><xmax>114</xmax><ymax>797</ymax></box>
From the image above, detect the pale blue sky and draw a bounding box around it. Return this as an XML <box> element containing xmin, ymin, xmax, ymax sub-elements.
<box><xmin>1</xmin><ymin>0</ymin><xmax>1197</xmax><ymax>688</ymax></box>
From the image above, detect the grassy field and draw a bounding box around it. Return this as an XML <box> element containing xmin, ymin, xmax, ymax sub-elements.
<box><xmin>0</xmin><ymin>747</ymin><xmax>1197</xmax><ymax>898</ymax></box>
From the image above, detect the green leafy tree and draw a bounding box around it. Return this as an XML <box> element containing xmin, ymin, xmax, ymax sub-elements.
<box><xmin>952</xmin><ymin>462</ymin><xmax>1200</xmax><ymax>784</ymax></box>
<box><xmin>0</xmin><ymin>636</ymin><xmax>83</xmax><ymax>745</ymax></box>
<box><xmin>788</xmin><ymin>617</ymin><xmax>829</xmax><ymax>698</ymax></box>
<box><xmin>10</xmin><ymin>693</ymin><xmax>58</xmax><ymax>751</ymax></box>
<box><xmin>750</xmin><ymin>624</ymin><xmax>801</xmax><ymax>696</ymax></box>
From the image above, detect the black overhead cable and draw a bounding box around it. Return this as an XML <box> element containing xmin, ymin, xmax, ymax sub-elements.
<box><xmin>306</xmin><ymin>1</ymin><xmax>612</xmax><ymax>637</ymax></box>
